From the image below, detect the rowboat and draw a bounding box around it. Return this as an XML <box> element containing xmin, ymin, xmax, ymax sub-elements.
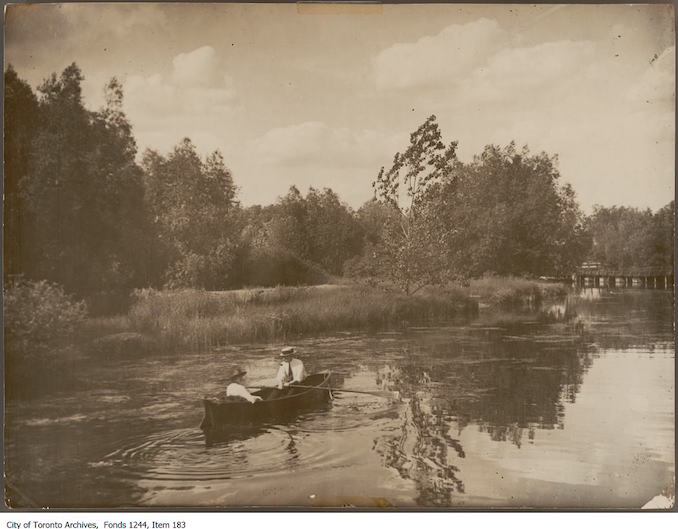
<box><xmin>200</xmin><ymin>372</ymin><xmax>333</xmax><ymax>432</ymax></box>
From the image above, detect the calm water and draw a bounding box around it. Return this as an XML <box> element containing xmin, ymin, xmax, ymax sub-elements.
<box><xmin>4</xmin><ymin>289</ymin><xmax>674</xmax><ymax>509</ymax></box>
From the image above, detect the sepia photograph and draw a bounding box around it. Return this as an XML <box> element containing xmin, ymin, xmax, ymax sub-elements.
<box><xmin>2</xmin><ymin>1</ymin><xmax>675</xmax><ymax>511</ymax></box>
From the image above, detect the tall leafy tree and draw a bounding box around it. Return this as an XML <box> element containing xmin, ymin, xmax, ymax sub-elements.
<box><xmin>304</xmin><ymin>187</ymin><xmax>363</xmax><ymax>274</ymax></box>
<box><xmin>17</xmin><ymin>64</ymin><xmax>149</xmax><ymax>297</ymax></box>
<box><xmin>141</xmin><ymin>139</ymin><xmax>239</xmax><ymax>289</ymax></box>
<box><xmin>355</xmin><ymin>199</ymin><xmax>394</xmax><ymax>246</ymax></box>
<box><xmin>438</xmin><ymin>143</ymin><xmax>589</xmax><ymax>277</ymax></box>
<box><xmin>259</xmin><ymin>186</ymin><xmax>363</xmax><ymax>276</ymax></box>
<box><xmin>266</xmin><ymin>186</ymin><xmax>311</xmax><ymax>259</ymax></box>
<box><xmin>344</xmin><ymin>199</ymin><xmax>402</xmax><ymax>282</ymax></box>
<box><xmin>586</xmin><ymin>202</ymin><xmax>673</xmax><ymax>271</ymax></box>
<box><xmin>371</xmin><ymin>115</ymin><xmax>458</xmax><ymax>294</ymax></box>
<box><xmin>4</xmin><ymin>65</ymin><xmax>40</xmax><ymax>281</ymax></box>
<box><xmin>87</xmin><ymin>78</ymin><xmax>152</xmax><ymax>290</ymax></box>
<box><xmin>651</xmin><ymin>201</ymin><xmax>675</xmax><ymax>270</ymax></box>
<box><xmin>231</xmin><ymin>200</ymin><xmax>329</xmax><ymax>287</ymax></box>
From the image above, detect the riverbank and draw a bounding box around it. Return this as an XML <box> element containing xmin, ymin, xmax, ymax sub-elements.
<box><xmin>120</xmin><ymin>284</ymin><xmax>477</xmax><ymax>351</ymax></box>
<box><xmin>467</xmin><ymin>276</ymin><xmax>569</xmax><ymax>309</ymax></box>
<box><xmin>83</xmin><ymin>278</ymin><xmax>568</xmax><ymax>353</ymax></box>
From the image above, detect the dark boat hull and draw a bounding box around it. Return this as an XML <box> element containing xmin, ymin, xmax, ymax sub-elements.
<box><xmin>200</xmin><ymin>372</ymin><xmax>332</xmax><ymax>432</ymax></box>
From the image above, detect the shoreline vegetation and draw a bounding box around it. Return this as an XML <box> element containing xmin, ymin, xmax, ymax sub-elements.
<box><xmin>83</xmin><ymin>278</ymin><xmax>568</xmax><ymax>354</ymax></box>
<box><xmin>4</xmin><ymin>63</ymin><xmax>671</xmax><ymax>385</ymax></box>
<box><xmin>4</xmin><ymin>277</ymin><xmax>568</xmax><ymax>398</ymax></box>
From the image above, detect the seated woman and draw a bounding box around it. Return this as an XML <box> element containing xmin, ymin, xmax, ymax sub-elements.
<box><xmin>225</xmin><ymin>382</ymin><xmax>262</xmax><ymax>403</ymax></box>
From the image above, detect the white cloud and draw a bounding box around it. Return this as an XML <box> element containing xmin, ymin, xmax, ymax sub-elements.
<box><xmin>171</xmin><ymin>45</ymin><xmax>223</xmax><ymax>87</ymax></box>
<box><xmin>375</xmin><ymin>17</ymin><xmax>674</xmax><ymax>212</ymax></box>
<box><xmin>248</xmin><ymin>121</ymin><xmax>403</xmax><ymax>169</ymax></box>
<box><xmin>7</xmin><ymin>3</ymin><xmax>674</xmax><ymax>213</ymax></box>
<box><xmin>237</xmin><ymin>121</ymin><xmax>407</xmax><ymax>207</ymax></box>
<box><xmin>121</xmin><ymin>46</ymin><xmax>237</xmax><ymax>153</ymax></box>
<box><xmin>126</xmin><ymin>73</ymin><xmax>235</xmax><ymax>115</ymax></box>
<box><xmin>460</xmin><ymin>40</ymin><xmax>597</xmax><ymax>102</ymax></box>
<box><xmin>454</xmin><ymin>80</ymin><xmax>675</xmax><ymax>212</ymax></box>
<box><xmin>373</xmin><ymin>18</ymin><xmax>506</xmax><ymax>90</ymax></box>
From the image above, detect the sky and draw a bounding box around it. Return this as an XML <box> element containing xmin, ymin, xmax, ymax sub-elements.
<box><xmin>4</xmin><ymin>2</ymin><xmax>675</xmax><ymax>212</ymax></box>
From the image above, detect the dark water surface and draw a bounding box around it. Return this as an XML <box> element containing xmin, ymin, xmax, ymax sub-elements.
<box><xmin>4</xmin><ymin>289</ymin><xmax>674</xmax><ymax>508</ymax></box>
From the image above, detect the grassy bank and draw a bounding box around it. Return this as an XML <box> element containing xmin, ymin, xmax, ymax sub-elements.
<box><xmin>81</xmin><ymin>278</ymin><xmax>569</xmax><ymax>353</ymax></box>
<box><xmin>468</xmin><ymin>276</ymin><xmax>568</xmax><ymax>309</ymax></box>
<box><xmin>118</xmin><ymin>285</ymin><xmax>477</xmax><ymax>351</ymax></box>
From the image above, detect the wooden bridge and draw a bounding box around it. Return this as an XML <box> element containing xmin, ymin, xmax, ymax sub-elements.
<box><xmin>574</xmin><ymin>262</ymin><xmax>674</xmax><ymax>289</ymax></box>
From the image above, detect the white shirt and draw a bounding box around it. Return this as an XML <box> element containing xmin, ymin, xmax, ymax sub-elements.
<box><xmin>274</xmin><ymin>358</ymin><xmax>306</xmax><ymax>386</ymax></box>
<box><xmin>226</xmin><ymin>383</ymin><xmax>261</xmax><ymax>403</ymax></box>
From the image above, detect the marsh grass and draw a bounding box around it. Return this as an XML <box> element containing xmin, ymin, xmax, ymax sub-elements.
<box><xmin>84</xmin><ymin>278</ymin><xmax>565</xmax><ymax>353</ymax></box>
<box><xmin>127</xmin><ymin>285</ymin><xmax>477</xmax><ymax>351</ymax></box>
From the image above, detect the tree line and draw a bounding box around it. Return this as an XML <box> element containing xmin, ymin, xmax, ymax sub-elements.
<box><xmin>4</xmin><ymin>64</ymin><xmax>674</xmax><ymax>310</ymax></box>
<box><xmin>585</xmin><ymin>202</ymin><xmax>674</xmax><ymax>271</ymax></box>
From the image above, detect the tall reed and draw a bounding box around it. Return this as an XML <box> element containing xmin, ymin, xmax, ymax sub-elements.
<box><xmin>128</xmin><ymin>285</ymin><xmax>477</xmax><ymax>351</ymax></box>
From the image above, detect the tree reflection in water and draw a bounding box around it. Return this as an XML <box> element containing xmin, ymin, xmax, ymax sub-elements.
<box><xmin>375</xmin><ymin>365</ymin><xmax>467</xmax><ymax>505</ymax></box>
<box><xmin>372</xmin><ymin>299</ymin><xmax>598</xmax><ymax>505</ymax></box>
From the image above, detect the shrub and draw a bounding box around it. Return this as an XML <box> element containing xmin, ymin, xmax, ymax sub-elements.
<box><xmin>4</xmin><ymin>279</ymin><xmax>87</xmax><ymax>356</ymax></box>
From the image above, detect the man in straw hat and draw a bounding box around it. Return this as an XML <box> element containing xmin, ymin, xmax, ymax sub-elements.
<box><xmin>272</xmin><ymin>346</ymin><xmax>307</xmax><ymax>389</ymax></box>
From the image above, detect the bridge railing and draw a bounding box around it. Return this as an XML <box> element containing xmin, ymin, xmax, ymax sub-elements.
<box><xmin>575</xmin><ymin>266</ymin><xmax>674</xmax><ymax>277</ymax></box>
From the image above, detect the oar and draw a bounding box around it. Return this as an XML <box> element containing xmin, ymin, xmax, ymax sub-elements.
<box><xmin>293</xmin><ymin>384</ymin><xmax>399</xmax><ymax>399</ymax></box>
<box><xmin>247</xmin><ymin>384</ymin><xmax>399</xmax><ymax>399</ymax></box>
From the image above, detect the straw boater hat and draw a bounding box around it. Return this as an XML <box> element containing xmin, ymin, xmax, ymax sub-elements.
<box><xmin>279</xmin><ymin>346</ymin><xmax>296</xmax><ymax>359</ymax></box>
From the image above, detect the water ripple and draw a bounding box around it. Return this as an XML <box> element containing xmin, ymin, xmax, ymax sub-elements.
<box><xmin>93</xmin><ymin>392</ymin><xmax>402</xmax><ymax>486</ymax></box>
